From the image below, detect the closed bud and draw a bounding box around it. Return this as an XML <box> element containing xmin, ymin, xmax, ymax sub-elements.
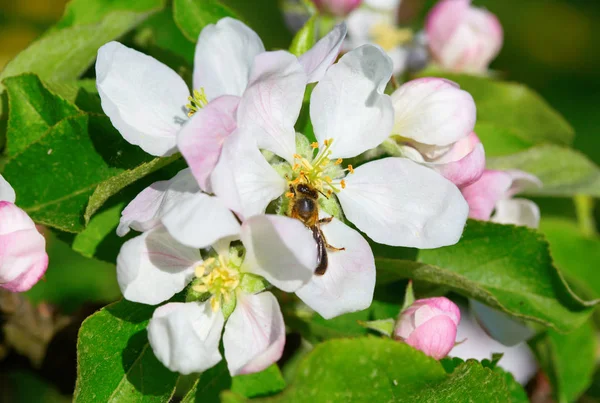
<box><xmin>394</xmin><ymin>297</ymin><xmax>460</xmax><ymax>360</ymax></box>
<box><xmin>425</xmin><ymin>0</ymin><xmax>503</xmax><ymax>73</ymax></box>
<box><xmin>313</xmin><ymin>0</ymin><xmax>362</xmax><ymax>17</ymax></box>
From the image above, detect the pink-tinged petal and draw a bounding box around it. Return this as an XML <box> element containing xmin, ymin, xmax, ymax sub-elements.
<box><xmin>0</xmin><ymin>175</ymin><xmax>15</xmax><ymax>203</ymax></box>
<box><xmin>241</xmin><ymin>215</ymin><xmax>316</xmax><ymax>292</ymax></box>
<box><xmin>450</xmin><ymin>304</ymin><xmax>537</xmax><ymax>385</ymax></box>
<box><xmin>313</xmin><ymin>0</ymin><xmax>362</xmax><ymax>17</ymax></box>
<box><xmin>338</xmin><ymin>158</ymin><xmax>469</xmax><ymax>248</ymax></box>
<box><xmin>425</xmin><ymin>0</ymin><xmax>471</xmax><ymax>58</ymax></box>
<box><xmin>491</xmin><ymin>198</ymin><xmax>540</xmax><ymax>229</ymax></box>
<box><xmin>397</xmin><ymin>297</ymin><xmax>461</xmax><ymax>340</ymax></box>
<box><xmin>461</xmin><ymin>170</ymin><xmax>512</xmax><ymax>220</ymax></box>
<box><xmin>296</xmin><ymin>216</ymin><xmax>375</xmax><ymax>319</ymax></box>
<box><xmin>311</xmin><ymin>45</ymin><xmax>393</xmax><ymax>159</ymax></box>
<box><xmin>299</xmin><ymin>23</ymin><xmax>347</xmax><ymax>83</ymax></box>
<box><xmin>428</xmin><ymin>142</ymin><xmax>485</xmax><ymax>188</ymax></box>
<box><xmin>117</xmin><ymin>169</ymin><xmax>199</xmax><ymax>237</ymax></box>
<box><xmin>223</xmin><ymin>292</ymin><xmax>285</xmax><ymax>376</ymax></box>
<box><xmin>237</xmin><ymin>51</ymin><xmax>307</xmax><ymax>163</ymax></box>
<box><xmin>96</xmin><ymin>42</ymin><xmax>188</xmax><ymax>156</ymax></box>
<box><xmin>391</xmin><ymin>77</ymin><xmax>476</xmax><ymax>146</ymax></box>
<box><xmin>406</xmin><ymin>315</ymin><xmax>458</xmax><ymax>360</ymax></box>
<box><xmin>210</xmin><ymin>130</ymin><xmax>286</xmax><ymax>219</ymax></box>
<box><xmin>505</xmin><ymin>170</ymin><xmax>542</xmax><ymax>197</ymax></box>
<box><xmin>0</xmin><ymin>202</ymin><xmax>47</xmax><ymax>292</ymax></box>
<box><xmin>193</xmin><ymin>17</ymin><xmax>265</xmax><ymax>100</ymax></box>
<box><xmin>148</xmin><ymin>301</ymin><xmax>224</xmax><ymax>374</ymax></box>
<box><xmin>178</xmin><ymin>95</ymin><xmax>240</xmax><ymax>191</ymax></box>
<box><xmin>470</xmin><ymin>300</ymin><xmax>535</xmax><ymax>346</ymax></box>
<box><xmin>162</xmin><ymin>193</ymin><xmax>241</xmax><ymax>249</ymax></box>
<box><xmin>116</xmin><ymin>227</ymin><xmax>200</xmax><ymax>305</ymax></box>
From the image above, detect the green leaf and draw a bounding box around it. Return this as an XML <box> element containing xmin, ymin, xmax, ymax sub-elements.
<box><xmin>0</xmin><ymin>0</ymin><xmax>165</xmax><ymax>85</ymax></box>
<box><xmin>417</xmin><ymin>73</ymin><xmax>574</xmax><ymax>155</ymax></box>
<box><xmin>357</xmin><ymin>318</ymin><xmax>395</xmax><ymax>337</ymax></box>
<box><xmin>231</xmin><ymin>365</ymin><xmax>286</xmax><ymax>398</ymax></box>
<box><xmin>246</xmin><ymin>338</ymin><xmax>511</xmax><ymax>402</ymax></box>
<box><xmin>531</xmin><ymin>321</ymin><xmax>596</xmax><ymax>403</ymax></box>
<box><xmin>74</xmin><ymin>299</ymin><xmax>178</xmax><ymax>402</ymax></box>
<box><xmin>376</xmin><ymin>220</ymin><xmax>596</xmax><ymax>332</ymax></box>
<box><xmin>173</xmin><ymin>0</ymin><xmax>237</xmax><ymax>42</ymax></box>
<box><xmin>289</xmin><ymin>14</ymin><xmax>317</xmax><ymax>56</ymax></box>
<box><xmin>487</xmin><ymin>145</ymin><xmax>600</xmax><ymax>197</ymax></box>
<box><xmin>72</xmin><ymin>202</ymin><xmax>124</xmax><ymax>258</ymax></box>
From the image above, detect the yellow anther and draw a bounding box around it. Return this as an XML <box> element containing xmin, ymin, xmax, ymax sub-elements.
<box><xmin>335</xmin><ymin>158</ymin><xmax>343</xmax><ymax>165</ymax></box>
<box><xmin>293</xmin><ymin>154</ymin><xmax>303</xmax><ymax>159</ymax></box>
<box><xmin>187</xmin><ymin>87</ymin><xmax>209</xmax><ymax>117</ymax></box>
<box><xmin>323</xmin><ymin>139</ymin><xmax>332</xmax><ymax>146</ymax></box>
<box><xmin>311</xmin><ymin>142</ymin><xmax>319</xmax><ymax>149</ymax></box>
<box><xmin>292</xmin><ymin>163</ymin><xmax>300</xmax><ymax>171</ymax></box>
<box><xmin>193</xmin><ymin>284</ymin><xmax>208</xmax><ymax>293</ymax></box>
<box><xmin>195</xmin><ymin>264</ymin><xmax>205</xmax><ymax>278</ymax></box>
<box><xmin>347</xmin><ymin>165</ymin><xmax>354</xmax><ymax>174</ymax></box>
<box><xmin>210</xmin><ymin>296</ymin><xmax>220</xmax><ymax>312</ymax></box>
<box><xmin>341</xmin><ymin>179</ymin><xmax>346</xmax><ymax>189</ymax></box>
<box><xmin>286</xmin><ymin>192</ymin><xmax>295</xmax><ymax>198</ymax></box>
<box><xmin>324</xmin><ymin>176</ymin><xmax>332</xmax><ymax>183</ymax></box>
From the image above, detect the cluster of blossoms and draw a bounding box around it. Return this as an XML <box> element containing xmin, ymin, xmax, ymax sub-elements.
<box><xmin>96</xmin><ymin>14</ymin><xmax>489</xmax><ymax>374</ymax></box>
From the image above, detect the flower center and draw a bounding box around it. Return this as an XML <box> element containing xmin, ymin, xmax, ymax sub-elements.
<box><xmin>287</xmin><ymin>139</ymin><xmax>353</xmax><ymax>197</ymax></box>
<box><xmin>370</xmin><ymin>23</ymin><xmax>413</xmax><ymax>51</ymax></box>
<box><xmin>186</xmin><ymin>88</ymin><xmax>209</xmax><ymax>117</ymax></box>
<box><xmin>192</xmin><ymin>255</ymin><xmax>240</xmax><ymax>312</ymax></box>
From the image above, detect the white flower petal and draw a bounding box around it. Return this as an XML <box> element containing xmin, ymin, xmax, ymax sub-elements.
<box><xmin>241</xmin><ymin>215</ymin><xmax>316</xmax><ymax>292</ymax></box>
<box><xmin>116</xmin><ymin>227</ymin><xmax>199</xmax><ymax>305</ymax></box>
<box><xmin>491</xmin><ymin>198</ymin><xmax>540</xmax><ymax>229</ymax></box>
<box><xmin>337</xmin><ymin>157</ymin><xmax>469</xmax><ymax>248</ymax></box>
<box><xmin>310</xmin><ymin>45</ymin><xmax>394</xmax><ymax>159</ymax></box>
<box><xmin>299</xmin><ymin>23</ymin><xmax>347</xmax><ymax>83</ymax></box>
<box><xmin>117</xmin><ymin>169</ymin><xmax>199</xmax><ymax>237</ymax></box>
<box><xmin>223</xmin><ymin>292</ymin><xmax>285</xmax><ymax>376</ymax></box>
<box><xmin>96</xmin><ymin>41</ymin><xmax>188</xmax><ymax>156</ymax></box>
<box><xmin>470</xmin><ymin>300</ymin><xmax>535</xmax><ymax>346</ymax></box>
<box><xmin>391</xmin><ymin>77</ymin><xmax>476</xmax><ymax>146</ymax></box>
<box><xmin>148</xmin><ymin>301</ymin><xmax>224</xmax><ymax>374</ymax></box>
<box><xmin>237</xmin><ymin>51</ymin><xmax>307</xmax><ymax>163</ymax></box>
<box><xmin>0</xmin><ymin>175</ymin><xmax>15</xmax><ymax>203</ymax></box>
<box><xmin>505</xmin><ymin>170</ymin><xmax>542</xmax><ymax>197</ymax></box>
<box><xmin>210</xmin><ymin>130</ymin><xmax>286</xmax><ymax>219</ymax></box>
<box><xmin>193</xmin><ymin>17</ymin><xmax>265</xmax><ymax>100</ymax></box>
<box><xmin>162</xmin><ymin>193</ymin><xmax>241</xmax><ymax>249</ymax></box>
<box><xmin>296</xmin><ymin>216</ymin><xmax>375</xmax><ymax>319</ymax></box>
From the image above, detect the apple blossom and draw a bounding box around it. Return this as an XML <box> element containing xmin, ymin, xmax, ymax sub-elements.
<box><xmin>96</xmin><ymin>17</ymin><xmax>346</xmax><ymax>185</ymax></box>
<box><xmin>117</xmin><ymin>196</ymin><xmax>318</xmax><ymax>375</ymax></box>
<box><xmin>425</xmin><ymin>0</ymin><xmax>503</xmax><ymax>73</ymax></box>
<box><xmin>208</xmin><ymin>44</ymin><xmax>468</xmax><ymax>318</ymax></box>
<box><xmin>390</xmin><ymin>77</ymin><xmax>484</xmax><ymax>188</ymax></box>
<box><xmin>313</xmin><ymin>0</ymin><xmax>362</xmax><ymax>16</ymax></box>
<box><xmin>461</xmin><ymin>169</ymin><xmax>542</xmax><ymax>228</ymax></box>
<box><xmin>0</xmin><ymin>175</ymin><xmax>48</xmax><ymax>292</ymax></box>
<box><xmin>394</xmin><ymin>297</ymin><xmax>461</xmax><ymax>360</ymax></box>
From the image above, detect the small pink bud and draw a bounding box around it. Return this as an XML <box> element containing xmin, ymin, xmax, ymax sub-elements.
<box><xmin>313</xmin><ymin>0</ymin><xmax>362</xmax><ymax>17</ymax></box>
<box><xmin>425</xmin><ymin>0</ymin><xmax>503</xmax><ymax>73</ymax></box>
<box><xmin>394</xmin><ymin>297</ymin><xmax>460</xmax><ymax>360</ymax></box>
<box><xmin>0</xmin><ymin>201</ymin><xmax>48</xmax><ymax>292</ymax></box>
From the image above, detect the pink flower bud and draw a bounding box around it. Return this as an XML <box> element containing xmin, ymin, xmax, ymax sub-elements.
<box><xmin>0</xmin><ymin>201</ymin><xmax>48</xmax><ymax>292</ymax></box>
<box><xmin>313</xmin><ymin>0</ymin><xmax>362</xmax><ymax>17</ymax></box>
<box><xmin>425</xmin><ymin>0</ymin><xmax>503</xmax><ymax>73</ymax></box>
<box><xmin>394</xmin><ymin>297</ymin><xmax>460</xmax><ymax>360</ymax></box>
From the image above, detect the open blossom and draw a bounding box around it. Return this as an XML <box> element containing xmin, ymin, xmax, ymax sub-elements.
<box><xmin>207</xmin><ymin>44</ymin><xmax>468</xmax><ymax>318</ymax></box>
<box><xmin>0</xmin><ymin>175</ymin><xmax>48</xmax><ymax>292</ymax></box>
<box><xmin>461</xmin><ymin>169</ymin><xmax>542</xmax><ymax>228</ymax></box>
<box><xmin>96</xmin><ymin>17</ymin><xmax>346</xmax><ymax>173</ymax></box>
<box><xmin>117</xmin><ymin>172</ymin><xmax>318</xmax><ymax>375</ymax></box>
<box><xmin>426</xmin><ymin>0</ymin><xmax>503</xmax><ymax>73</ymax></box>
<box><xmin>391</xmin><ymin>78</ymin><xmax>485</xmax><ymax>188</ymax></box>
<box><xmin>394</xmin><ymin>297</ymin><xmax>461</xmax><ymax>360</ymax></box>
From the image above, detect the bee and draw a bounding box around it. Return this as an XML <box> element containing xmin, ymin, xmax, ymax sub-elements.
<box><xmin>288</xmin><ymin>183</ymin><xmax>345</xmax><ymax>275</ymax></box>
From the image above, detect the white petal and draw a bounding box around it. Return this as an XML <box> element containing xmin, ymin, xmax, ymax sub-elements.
<box><xmin>193</xmin><ymin>17</ymin><xmax>265</xmax><ymax>100</ymax></box>
<box><xmin>505</xmin><ymin>170</ymin><xmax>542</xmax><ymax>197</ymax></box>
<box><xmin>391</xmin><ymin>78</ymin><xmax>476</xmax><ymax>146</ymax></box>
<box><xmin>223</xmin><ymin>292</ymin><xmax>285</xmax><ymax>376</ymax></box>
<box><xmin>116</xmin><ymin>227</ymin><xmax>200</xmax><ymax>305</ymax></box>
<box><xmin>237</xmin><ymin>51</ymin><xmax>307</xmax><ymax>163</ymax></box>
<box><xmin>491</xmin><ymin>198</ymin><xmax>540</xmax><ymax>229</ymax></box>
<box><xmin>210</xmin><ymin>130</ymin><xmax>286</xmax><ymax>219</ymax></box>
<box><xmin>241</xmin><ymin>215</ymin><xmax>316</xmax><ymax>292</ymax></box>
<box><xmin>117</xmin><ymin>169</ymin><xmax>199</xmax><ymax>237</ymax></box>
<box><xmin>299</xmin><ymin>23</ymin><xmax>347</xmax><ymax>83</ymax></box>
<box><xmin>296</xmin><ymin>216</ymin><xmax>375</xmax><ymax>319</ymax></box>
<box><xmin>148</xmin><ymin>301</ymin><xmax>224</xmax><ymax>374</ymax></box>
<box><xmin>470</xmin><ymin>300</ymin><xmax>535</xmax><ymax>346</ymax></box>
<box><xmin>310</xmin><ymin>45</ymin><xmax>394</xmax><ymax>159</ymax></box>
<box><xmin>0</xmin><ymin>175</ymin><xmax>15</xmax><ymax>203</ymax></box>
<box><xmin>96</xmin><ymin>42</ymin><xmax>188</xmax><ymax>156</ymax></box>
<box><xmin>162</xmin><ymin>193</ymin><xmax>241</xmax><ymax>249</ymax></box>
<box><xmin>337</xmin><ymin>157</ymin><xmax>468</xmax><ymax>248</ymax></box>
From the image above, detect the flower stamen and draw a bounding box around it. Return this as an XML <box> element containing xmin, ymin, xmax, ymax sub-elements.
<box><xmin>186</xmin><ymin>88</ymin><xmax>209</xmax><ymax>117</ymax></box>
<box><xmin>193</xmin><ymin>254</ymin><xmax>240</xmax><ymax>312</ymax></box>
